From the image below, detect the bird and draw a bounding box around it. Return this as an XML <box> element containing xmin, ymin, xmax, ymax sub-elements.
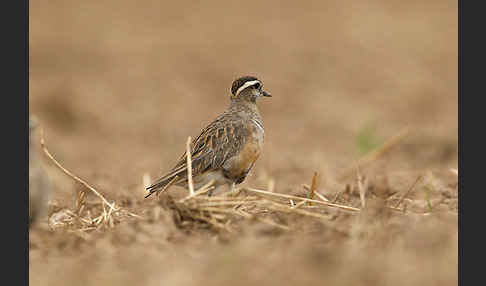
<box><xmin>145</xmin><ymin>76</ymin><xmax>271</xmax><ymax>198</ymax></box>
<box><xmin>29</xmin><ymin>116</ymin><xmax>51</xmax><ymax>226</ymax></box>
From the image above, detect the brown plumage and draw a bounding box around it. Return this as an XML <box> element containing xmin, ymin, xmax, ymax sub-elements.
<box><xmin>145</xmin><ymin>76</ymin><xmax>271</xmax><ymax>198</ymax></box>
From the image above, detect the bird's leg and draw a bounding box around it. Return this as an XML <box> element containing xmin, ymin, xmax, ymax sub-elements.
<box><xmin>230</xmin><ymin>182</ymin><xmax>236</xmax><ymax>194</ymax></box>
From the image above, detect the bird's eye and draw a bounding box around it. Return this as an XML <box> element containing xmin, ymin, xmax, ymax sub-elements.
<box><xmin>253</xmin><ymin>82</ymin><xmax>261</xmax><ymax>89</ymax></box>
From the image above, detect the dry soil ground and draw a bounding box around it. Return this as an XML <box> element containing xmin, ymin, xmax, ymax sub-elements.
<box><xmin>29</xmin><ymin>0</ymin><xmax>458</xmax><ymax>285</ymax></box>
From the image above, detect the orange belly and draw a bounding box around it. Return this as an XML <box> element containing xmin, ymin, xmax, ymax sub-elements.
<box><xmin>227</xmin><ymin>140</ymin><xmax>261</xmax><ymax>178</ymax></box>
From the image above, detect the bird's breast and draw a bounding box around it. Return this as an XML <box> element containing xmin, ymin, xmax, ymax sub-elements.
<box><xmin>225</xmin><ymin>139</ymin><xmax>261</xmax><ymax>179</ymax></box>
<box><xmin>239</xmin><ymin>120</ymin><xmax>264</xmax><ymax>170</ymax></box>
<box><xmin>222</xmin><ymin>121</ymin><xmax>264</xmax><ymax>180</ymax></box>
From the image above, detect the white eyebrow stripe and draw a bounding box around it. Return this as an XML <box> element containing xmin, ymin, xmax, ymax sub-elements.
<box><xmin>235</xmin><ymin>80</ymin><xmax>261</xmax><ymax>96</ymax></box>
<box><xmin>251</xmin><ymin>119</ymin><xmax>264</xmax><ymax>133</ymax></box>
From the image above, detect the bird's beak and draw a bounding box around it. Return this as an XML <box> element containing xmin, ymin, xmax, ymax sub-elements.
<box><xmin>262</xmin><ymin>90</ymin><xmax>272</xmax><ymax>97</ymax></box>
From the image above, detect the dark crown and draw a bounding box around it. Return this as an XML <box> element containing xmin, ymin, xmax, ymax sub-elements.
<box><xmin>231</xmin><ymin>76</ymin><xmax>260</xmax><ymax>95</ymax></box>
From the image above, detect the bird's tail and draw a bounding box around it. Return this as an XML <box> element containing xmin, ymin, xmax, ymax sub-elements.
<box><xmin>145</xmin><ymin>166</ymin><xmax>187</xmax><ymax>198</ymax></box>
<box><xmin>145</xmin><ymin>177</ymin><xmax>174</xmax><ymax>198</ymax></box>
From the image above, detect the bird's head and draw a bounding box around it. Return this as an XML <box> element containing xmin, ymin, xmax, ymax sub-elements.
<box><xmin>230</xmin><ymin>76</ymin><xmax>271</xmax><ymax>103</ymax></box>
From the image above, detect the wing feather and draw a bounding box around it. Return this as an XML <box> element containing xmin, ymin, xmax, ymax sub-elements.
<box><xmin>145</xmin><ymin>112</ymin><xmax>249</xmax><ymax>196</ymax></box>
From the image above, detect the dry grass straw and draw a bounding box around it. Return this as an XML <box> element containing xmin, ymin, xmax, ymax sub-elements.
<box><xmin>40</xmin><ymin>128</ymin><xmax>141</xmax><ymax>231</ymax></box>
<box><xmin>337</xmin><ymin>127</ymin><xmax>411</xmax><ymax>182</ymax></box>
<box><xmin>356</xmin><ymin>169</ymin><xmax>367</xmax><ymax>208</ymax></box>
<box><xmin>267</xmin><ymin>178</ymin><xmax>275</xmax><ymax>193</ymax></box>
<box><xmin>291</xmin><ymin>199</ymin><xmax>307</xmax><ymax>210</ymax></box>
<box><xmin>394</xmin><ymin>174</ymin><xmax>423</xmax><ymax>208</ymax></box>
<box><xmin>139</xmin><ymin>155</ymin><xmax>365</xmax><ymax>232</ymax></box>
<box><xmin>186</xmin><ymin>136</ymin><xmax>195</xmax><ymax>195</ymax></box>
<box><xmin>162</xmin><ymin>171</ymin><xmax>363</xmax><ymax>232</ymax></box>
<box><xmin>38</xmin><ymin>129</ymin><xmax>448</xmax><ymax>234</ymax></box>
<box><xmin>262</xmin><ymin>199</ymin><xmax>333</xmax><ymax>220</ymax></box>
<box><xmin>307</xmin><ymin>172</ymin><xmax>318</xmax><ymax>205</ymax></box>
<box><xmin>179</xmin><ymin>179</ymin><xmax>216</xmax><ymax>202</ymax></box>
<box><xmin>242</xmin><ymin>187</ymin><xmax>360</xmax><ymax>212</ymax></box>
<box><xmin>142</xmin><ymin>172</ymin><xmax>152</xmax><ymax>189</ymax></box>
<box><xmin>302</xmin><ymin>184</ymin><xmax>330</xmax><ymax>202</ymax></box>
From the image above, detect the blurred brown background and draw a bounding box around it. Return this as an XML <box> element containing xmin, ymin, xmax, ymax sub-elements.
<box><xmin>29</xmin><ymin>0</ymin><xmax>457</xmax><ymax>285</ymax></box>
